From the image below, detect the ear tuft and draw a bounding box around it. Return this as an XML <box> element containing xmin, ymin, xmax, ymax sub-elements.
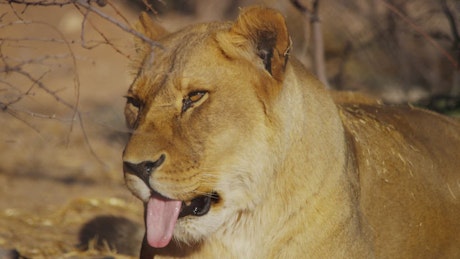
<box><xmin>136</xmin><ymin>12</ymin><xmax>168</xmax><ymax>40</ymax></box>
<box><xmin>131</xmin><ymin>13</ymin><xmax>169</xmax><ymax>74</ymax></box>
<box><xmin>134</xmin><ymin>12</ymin><xmax>168</xmax><ymax>54</ymax></box>
<box><xmin>137</xmin><ymin>12</ymin><xmax>168</xmax><ymax>41</ymax></box>
<box><xmin>230</xmin><ymin>6</ymin><xmax>291</xmax><ymax>81</ymax></box>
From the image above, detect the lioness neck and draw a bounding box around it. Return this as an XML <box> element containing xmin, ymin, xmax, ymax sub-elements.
<box><xmin>212</xmin><ymin>59</ymin><xmax>371</xmax><ymax>258</ymax></box>
<box><xmin>270</xmin><ymin>58</ymin><xmax>371</xmax><ymax>257</ymax></box>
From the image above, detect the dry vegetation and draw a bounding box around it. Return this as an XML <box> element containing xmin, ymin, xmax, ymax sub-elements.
<box><xmin>0</xmin><ymin>1</ymin><xmax>144</xmax><ymax>257</ymax></box>
<box><xmin>0</xmin><ymin>0</ymin><xmax>459</xmax><ymax>258</ymax></box>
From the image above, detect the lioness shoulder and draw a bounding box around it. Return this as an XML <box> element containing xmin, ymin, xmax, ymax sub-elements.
<box><xmin>122</xmin><ymin>6</ymin><xmax>460</xmax><ymax>258</ymax></box>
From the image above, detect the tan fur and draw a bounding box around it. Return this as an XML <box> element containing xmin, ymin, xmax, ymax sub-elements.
<box><xmin>331</xmin><ymin>90</ymin><xmax>383</xmax><ymax>105</ymax></box>
<box><xmin>123</xmin><ymin>6</ymin><xmax>460</xmax><ymax>258</ymax></box>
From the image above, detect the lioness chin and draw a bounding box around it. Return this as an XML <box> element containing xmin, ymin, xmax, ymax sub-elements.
<box><xmin>122</xmin><ymin>6</ymin><xmax>460</xmax><ymax>259</ymax></box>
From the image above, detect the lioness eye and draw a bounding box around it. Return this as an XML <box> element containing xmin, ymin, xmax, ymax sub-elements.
<box><xmin>124</xmin><ymin>95</ymin><xmax>142</xmax><ymax>129</ymax></box>
<box><xmin>125</xmin><ymin>96</ymin><xmax>141</xmax><ymax>108</ymax></box>
<box><xmin>182</xmin><ymin>91</ymin><xmax>207</xmax><ymax>113</ymax></box>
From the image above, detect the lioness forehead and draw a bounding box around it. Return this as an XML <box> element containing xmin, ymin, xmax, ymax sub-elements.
<box><xmin>131</xmin><ymin>22</ymin><xmax>231</xmax><ymax>99</ymax></box>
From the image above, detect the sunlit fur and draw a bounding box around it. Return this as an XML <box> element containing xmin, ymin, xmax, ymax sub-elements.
<box><xmin>123</xmin><ymin>6</ymin><xmax>460</xmax><ymax>258</ymax></box>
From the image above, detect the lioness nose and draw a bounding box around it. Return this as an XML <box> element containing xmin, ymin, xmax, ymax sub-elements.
<box><xmin>123</xmin><ymin>154</ymin><xmax>165</xmax><ymax>185</ymax></box>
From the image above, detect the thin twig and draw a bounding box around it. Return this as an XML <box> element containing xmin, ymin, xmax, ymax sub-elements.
<box><xmin>72</xmin><ymin>0</ymin><xmax>163</xmax><ymax>49</ymax></box>
<box><xmin>3</xmin><ymin>70</ymin><xmax>50</xmax><ymax>107</ymax></box>
<box><xmin>440</xmin><ymin>0</ymin><xmax>460</xmax><ymax>95</ymax></box>
<box><xmin>0</xmin><ymin>18</ymin><xmax>81</xmax><ymax>118</ymax></box>
<box><xmin>73</xmin><ymin>3</ymin><xmax>130</xmax><ymax>57</ymax></box>
<box><xmin>290</xmin><ymin>0</ymin><xmax>309</xmax><ymax>14</ymax></box>
<box><xmin>6</xmin><ymin>0</ymin><xmax>74</xmax><ymax>6</ymax></box>
<box><xmin>6</xmin><ymin>0</ymin><xmax>162</xmax><ymax>48</ymax></box>
<box><xmin>440</xmin><ymin>0</ymin><xmax>459</xmax><ymax>60</ymax></box>
<box><xmin>2</xmin><ymin>107</ymin><xmax>42</xmax><ymax>134</ymax></box>
<box><xmin>13</xmin><ymin>69</ymin><xmax>75</xmax><ymax>109</ymax></box>
<box><xmin>3</xmin><ymin>0</ymin><xmax>157</xmax><ymax>164</ymax></box>
<box><xmin>77</xmin><ymin>111</ymin><xmax>106</xmax><ymax>166</ymax></box>
<box><xmin>0</xmin><ymin>54</ymin><xmax>71</xmax><ymax>72</ymax></box>
<box><xmin>290</xmin><ymin>0</ymin><xmax>330</xmax><ymax>88</ymax></box>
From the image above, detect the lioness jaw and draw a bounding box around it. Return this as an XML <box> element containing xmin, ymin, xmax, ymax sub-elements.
<box><xmin>122</xmin><ymin>6</ymin><xmax>460</xmax><ymax>258</ymax></box>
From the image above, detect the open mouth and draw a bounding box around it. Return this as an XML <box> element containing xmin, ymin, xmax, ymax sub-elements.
<box><xmin>179</xmin><ymin>192</ymin><xmax>220</xmax><ymax>218</ymax></box>
<box><xmin>145</xmin><ymin>191</ymin><xmax>220</xmax><ymax>248</ymax></box>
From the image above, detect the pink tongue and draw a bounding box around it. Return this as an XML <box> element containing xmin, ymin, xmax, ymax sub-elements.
<box><xmin>146</xmin><ymin>194</ymin><xmax>182</xmax><ymax>248</ymax></box>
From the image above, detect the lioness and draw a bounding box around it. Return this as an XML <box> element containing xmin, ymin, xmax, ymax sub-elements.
<box><xmin>122</xmin><ymin>6</ymin><xmax>460</xmax><ymax>258</ymax></box>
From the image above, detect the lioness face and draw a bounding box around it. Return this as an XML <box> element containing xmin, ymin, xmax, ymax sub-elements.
<box><xmin>123</xmin><ymin>12</ymin><xmax>289</xmax><ymax>247</ymax></box>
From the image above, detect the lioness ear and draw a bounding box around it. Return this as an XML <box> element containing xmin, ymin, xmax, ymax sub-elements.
<box><xmin>134</xmin><ymin>12</ymin><xmax>168</xmax><ymax>53</ymax></box>
<box><xmin>230</xmin><ymin>6</ymin><xmax>291</xmax><ymax>81</ymax></box>
<box><xmin>137</xmin><ymin>12</ymin><xmax>168</xmax><ymax>40</ymax></box>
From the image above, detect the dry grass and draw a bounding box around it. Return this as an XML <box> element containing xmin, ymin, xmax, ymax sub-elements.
<box><xmin>0</xmin><ymin>197</ymin><xmax>142</xmax><ymax>258</ymax></box>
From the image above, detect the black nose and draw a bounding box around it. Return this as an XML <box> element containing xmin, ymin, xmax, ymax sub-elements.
<box><xmin>123</xmin><ymin>154</ymin><xmax>165</xmax><ymax>186</ymax></box>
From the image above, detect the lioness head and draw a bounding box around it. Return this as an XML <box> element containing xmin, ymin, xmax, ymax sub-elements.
<box><xmin>122</xmin><ymin>7</ymin><xmax>292</xmax><ymax>248</ymax></box>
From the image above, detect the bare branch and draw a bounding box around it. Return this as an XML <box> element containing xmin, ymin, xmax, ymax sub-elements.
<box><xmin>0</xmin><ymin>0</ymin><xmax>164</xmax><ymax>166</ymax></box>
<box><xmin>77</xmin><ymin>111</ymin><xmax>106</xmax><ymax>165</ymax></box>
<box><xmin>3</xmin><ymin>70</ymin><xmax>49</xmax><ymax>107</ymax></box>
<box><xmin>73</xmin><ymin>0</ymin><xmax>162</xmax><ymax>49</ymax></box>
<box><xmin>72</xmin><ymin>3</ymin><xmax>130</xmax><ymax>57</ymax></box>
<box><xmin>6</xmin><ymin>0</ymin><xmax>162</xmax><ymax>49</ymax></box>
<box><xmin>1</xmin><ymin>106</ymin><xmax>42</xmax><ymax>134</ymax></box>
<box><xmin>290</xmin><ymin>0</ymin><xmax>309</xmax><ymax>14</ymax></box>
<box><xmin>440</xmin><ymin>0</ymin><xmax>460</xmax><ymax>57</ymax></box>
<box><xmin>440</xmin><ymin>0</ymin><xmax>460</xmax><ymax>96</ymax></box>
<box><xmin>5</xmin><ymin>0</ymin><xmax>105</xmax><ymax>7</ymax></box>
<box><xmin>291</xmin><ymin>0</ymin><xmax>330</xmax><ymax>88</ymax></box>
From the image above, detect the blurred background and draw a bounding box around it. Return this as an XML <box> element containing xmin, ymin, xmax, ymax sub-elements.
<box><xmin>0</xmin><ymin>0</ymin><xmax>459</xmax><ymax>258</ymax></box>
